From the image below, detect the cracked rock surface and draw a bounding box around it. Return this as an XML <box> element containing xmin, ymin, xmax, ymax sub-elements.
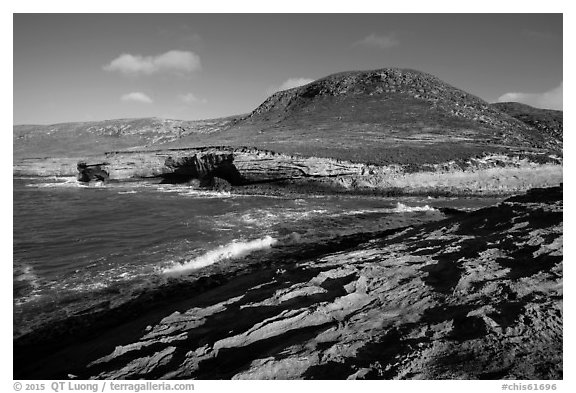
<box><xmin>80</xmin><ymin>186</ymin><xmax>562</xmax><ymax>380</ymax></box>
<box><xmin>14</xmin><ymin>186</ymin><xmax>562</xmax><ymax>380</ymax></box>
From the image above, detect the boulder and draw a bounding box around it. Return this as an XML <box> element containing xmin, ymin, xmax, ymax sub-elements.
<box><xmin>76</xmin><ymin>161</ymin><xmax>109</xmax><ymax>183</ymax></box>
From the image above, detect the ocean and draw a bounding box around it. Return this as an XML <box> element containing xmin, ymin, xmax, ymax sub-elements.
<box><xmin>13</xmin><ymin>176</ymin><xmax>501</xmax><ymax>338</ymax></box>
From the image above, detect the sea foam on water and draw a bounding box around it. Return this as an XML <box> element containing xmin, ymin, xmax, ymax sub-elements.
<box><xmin>393</xmin><ymin>202</ymin><xmax>436</xmax><ymax>212</ymax></box>
<box><xmin>162</xmin><ymin>235</ymin><xmax>278</xmax><ymax>277</ymax></box>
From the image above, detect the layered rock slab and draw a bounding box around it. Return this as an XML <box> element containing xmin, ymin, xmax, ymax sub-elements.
<box><xmin>84</xmin><ymin>186</ymin><xmax>562</xmax><ymax>380</ymax></box>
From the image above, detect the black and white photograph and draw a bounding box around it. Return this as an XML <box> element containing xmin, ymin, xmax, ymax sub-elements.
<box><xmin>10</xmin><ymin>7</ymin><xmax>566</xmax><ymax>386</ymax></box>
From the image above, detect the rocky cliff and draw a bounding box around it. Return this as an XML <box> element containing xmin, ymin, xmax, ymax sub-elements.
<box><xmin>12</xmin><ymin>144</ymin><xmax>562</xmax><ymax>196</ymax></box>
<box><xmin>78</xmin><ymin>146</ymin><xmax>561</xmax><ymax>195</ymax></box>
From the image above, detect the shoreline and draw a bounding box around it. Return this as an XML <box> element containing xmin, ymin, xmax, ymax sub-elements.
<box><xmin>13</xmin><ymin>226</ymin><xmax>410</xmax><ymax>379</ymax></box>
<box><xmin>13</xmin><ymin>185</ymin><xmax>563</xmax><ymax>379</ymax></box>
<box><xmin>13</xmin><ymin>146</ymin><xmax>562</xmax><ymax>199</ymax></box>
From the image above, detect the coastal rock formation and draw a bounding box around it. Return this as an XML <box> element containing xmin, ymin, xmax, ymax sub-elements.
<box><xmin>76</xmin><ymin>161</ymin><xmax>109</xmax><ymax>183</ymax></box>
<box><xmin>15</xmin><ymin>186</ymin><xmax>556</xmax><ymax>380</ymax></box>
<box><xmin>83</xmin><ymin>147</ymin><xmax>365</xmax><ymax>186</ymax></box>
<box><xmin>64</xmin><ymin>147</ymin><xmax>561</xmax><ymax>195</ymax></box>
<box><xmin>160</xmin><ymin>152</ymin><xmax>243</xmax><ymax>185</ymax></box>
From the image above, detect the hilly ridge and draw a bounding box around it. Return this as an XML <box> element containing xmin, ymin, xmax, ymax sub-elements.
<box><xmin>191</xmin><ymin>68</ymin><xmax>558</xmax><ymax>164</ymax></box>
<box><xmin>14</xmin><ymin>68</ymin><xmax>562</xmax><ymax>168</ymax></box>
<box><xmin>13</xmin><ymin>116</ymin><xmax>240</xmax><ymax>159</ymax></box>
<box><xmin>492</xmin><ymin>102</ymin><xmax>563</xmax><ymax>142</ymax></box>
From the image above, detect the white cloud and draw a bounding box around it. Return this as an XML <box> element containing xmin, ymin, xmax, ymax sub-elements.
<box><xmin>104</xmin><ymin>50</ymin><xmax>201</xmax><ymax>76</ymax></box>
<box><xmin>268</xmin><ymin>78</ymin><xmax>315</xmax><ymax>95</ymax></box>
<box><xmin>278</xmin><ymin>78</ymin><xmax>315</xmax><ymax>91</ymax></box>
<box><xmin>121</xmin><ymin>92</ymin><xmax>153</xmax><ymax>104</ymax></box>
<box><xmin>497</xmin><ymin>82</ymin><xmax>563</xmax><ymax>110</ymax></box>
<box><xmin>179</xmin><ymin>92</ymin><xmax>207</xmax><ymax>104</ymax></box>
<box><xmin>353</xmin><ymin>33</ymin><xmax>399</xmax><ymax>50</ymax></box>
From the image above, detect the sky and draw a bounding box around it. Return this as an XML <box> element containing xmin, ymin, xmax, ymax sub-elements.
<box><xmin>13</xmin><ymin>13</ymin><xmax>563</xmax><ymax>125</ymax></box>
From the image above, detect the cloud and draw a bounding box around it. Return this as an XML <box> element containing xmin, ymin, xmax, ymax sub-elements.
<box><xmin>268</xmin><ymin>78</ymin><xmax>315</xmax><ymax>95</ymax></box>
<box><xmin>353</xmin><ymin>33</ymin><xmax>399</xmax><ymax>50</ymax></box>
<box><xmin>179</xmin><ymin>92</ymin><xmax>207</xmax><ymax>104</ymax></box>
<box><xmin>104</xmin><ymin>50</ymin><xmax>201</xmax><ymax>76</ymax></box>
<box><xmin>497</xmin><ymin>82</ymin><xmax>563</xmax><ymax>110</ymax></box>
<box><xmin>121</xmin><ymin>92</ymin><xmax>153</xmax><ymax>104</ymax></box>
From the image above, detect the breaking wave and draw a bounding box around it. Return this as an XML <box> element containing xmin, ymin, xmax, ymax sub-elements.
<box><xmin>163</xmin><ymin>236</ymin><xmax>278</xmax><ymax>277</ymax></box>
<box><xmin>325</xmin><ymin>203</ymin><xmax>436</xmax><ymax>217</ymax></box>
<box><xmin>392</xmin><ymin>202</ymin><xmax>436</xmax><ymax>213</ymax></box>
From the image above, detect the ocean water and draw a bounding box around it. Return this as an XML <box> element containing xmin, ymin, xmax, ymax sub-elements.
<box><xmin>13</xmin><ymin>176</ymin><xmax>501</xmax><ymax>337</ymax></box>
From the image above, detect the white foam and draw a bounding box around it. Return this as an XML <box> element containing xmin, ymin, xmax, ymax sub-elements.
<box><xmin>13</xmin><ymin>264</ymin><xmax>42</xmax><ymax>305</ymax></box>
<box><xmin>326</xmin><ymin>203</ymin><xmax>436</xmax><ymax>218</ymax></box>
<box><xmin>240</xmin><ymin>209</ymin><xmax>329</xmax><ymax>227</ymax></box>
<box><xmin>25</xmin><ymin>176</ymin><xmax>82</xmax><ymax>188</ymax></box>
<box><xmin>177</xmin><ymin>189</ymin><xmax>232</xmax><ymax>198</ymax></box>
<box><xmin>155</xmin><ymin>186</ymin><xmax>183</xmax><ymax>193</ymax></box>
<box><xmin>66</xmin><ymin>282</ymin><xmax>109</xmax><ymax>292</ymax></box>
<box><xmin>163</xmin><ymin>236</ymin><xmax>278</xmax><ymax>277</ymax></box>
<box><xmin>14</xmin><ymin>264</ymin><xmax>39</xmax><ymax>286</ymax></box>
<box><xmin>155</xmin><ymin>185</ymin><xmax>233</xmax><ymax>199</ymax></box>
<box><xmin>24</xmin><ymin>176</ymin><xmax>111</xmax><ymax>189</ymax></box>
<box><xmin>392</xmin><ymin>202</ymin><xmax>436</xmax><ymax>213</ymax></box>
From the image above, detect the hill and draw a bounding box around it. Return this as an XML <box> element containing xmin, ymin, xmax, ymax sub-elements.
<box><xmin>175</xmin><ymin>68</ymin><xmax>561</xmax><ymax>165</ymax></box>
<box><xmin>491</xmin><ymin>102</ymin><xmax>563</xmax><ymax>142</ymax></box>
<box><xmin>14</xmin><ymin>68</ymin><xmax>562</xmax><ymax>167</ymax></box>
<box><xmin>13</xmin><ymin>116</ymin><xmax>239</xmax><ymax>159</ymax></box>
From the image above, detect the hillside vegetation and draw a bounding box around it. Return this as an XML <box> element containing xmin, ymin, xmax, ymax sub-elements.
<box><xmin>13</xmin><ymin>116</ymin><xmax>239</xmax><ymax>159</ymax></box>
<box><xmin>14</xmin><ymin>68</ymin><xmax>562</xmax><ymax>168</ymax></box>
<box><xmin>491</xmin><ymin>102</ymin><xmax>562</xmax><ymax>142</ymax></box>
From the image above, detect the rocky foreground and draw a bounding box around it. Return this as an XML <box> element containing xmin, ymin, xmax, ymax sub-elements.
<box><xmin>14</xmin><ymin>186</ymin><xmax>563</xmax><ymax>380</ymax></box>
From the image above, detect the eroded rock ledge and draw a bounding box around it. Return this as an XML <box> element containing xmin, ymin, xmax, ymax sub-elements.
<box><xmin>69</xmin><ymin>146</ymin><xmax>561</xmax><ymax>195</ymax></box>
<box><xmin>97</xmin><ymin>146</ymin><xmax>362</xmax><ymax>185</ymax></box>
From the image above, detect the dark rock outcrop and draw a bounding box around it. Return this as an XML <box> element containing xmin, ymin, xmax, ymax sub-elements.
<box><xmin>76</xmin><ymin>161</ymin><xmax>109</xmax><ymax>183</ymax></box>
<box><xmin>160</xmin><ymin>153</ymin><xmax>243</xmax><ymax>185</ymax></box>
